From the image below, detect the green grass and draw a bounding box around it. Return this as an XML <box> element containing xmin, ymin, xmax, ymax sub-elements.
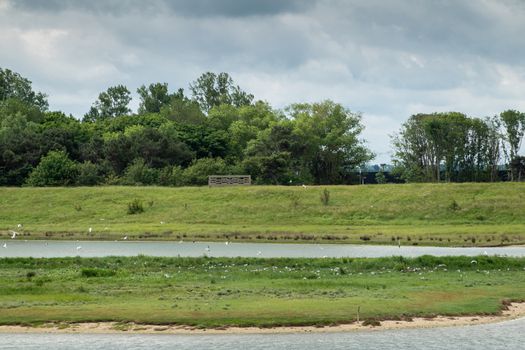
<box><xmin>0</xmin><ymin>256</ymin><xmax>524</xmax><ymax>327</ymax></box>
<box><xmin>1</xmin><ymin>183</ymin><xmax>525</xmax><ymax>246</ymax></box>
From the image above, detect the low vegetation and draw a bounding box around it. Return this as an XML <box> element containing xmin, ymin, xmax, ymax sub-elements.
<box><xmin>0</xmin><ymin>255</ymin><xmax>523</xmax><ymax>328</ymax></box>
<box><xmin>2</xmin><ymin>183</ymin><xmax>525</xmax><ymax>245</ymax></box>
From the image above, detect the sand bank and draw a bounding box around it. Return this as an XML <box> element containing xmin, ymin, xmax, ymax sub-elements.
<box><xmin>1</xmin><ymin>303</ymin><xmax>524</xmax><ymax>335</ymax></box>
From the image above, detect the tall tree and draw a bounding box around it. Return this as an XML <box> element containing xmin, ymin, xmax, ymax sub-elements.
<box><xmin>0</xmin><ymin>67</ymin><xmax>48</xmax><ymax>111</ymax></box>
<box><xmin>392</xmin><ymin>113</ymin><xmax>503</xmax><ymax>183</ymax></box>
<box><xmin>288</xmin><ymin>100</ymin><xmax>374</xmax><ymax>184</ymax></box>
<box><xmin>189</xmin><ymin>72</ymin><xmax>253</xmax><ymax>113</ymax></box>
<box><xmin>84</xmin><ymin>85</ymin><xmax>132</xmax><ymax>122</ymax></box>
<box><xmin>499</xmin><ymin>109</ymin><xmax>525</xmax><ymax>180</ymax></box>
<box><xmin>137</xmin><ymin>83</ymin><xmax>178</xmax><ymax>114</ymax></box>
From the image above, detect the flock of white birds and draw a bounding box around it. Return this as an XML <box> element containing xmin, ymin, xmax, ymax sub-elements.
<box><xmin>1</xmin><ymin>224</ymin><xmax>266</xmax><ymax>256</ymax></box>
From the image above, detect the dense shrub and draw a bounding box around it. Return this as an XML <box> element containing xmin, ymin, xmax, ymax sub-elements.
<box><xmin>181</xmin><ymin>157</ymin><xmax>231</xmax><ymax>185</ymax></box>
<box><xmin>120</xmin><ymin>158</ymin><xmax>159</xmax><ymax>185</ymax></box>
<box><xmin>127</xmin><ymin>198</ymin><xmax>144</xmax><ymax>214</ymax></box>
<box><xmin>26</xmin><ymin>150</ymin><xmax>79</xmax><ymax>186</ymax></box>
<box><xmin>77</xmin><ymin>161</ymin><xmax>103</xmax><ymax>185</ymax></box>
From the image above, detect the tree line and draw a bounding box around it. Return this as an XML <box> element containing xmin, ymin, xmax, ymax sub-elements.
<box><xmin>391</xmin><ymin>111</ymin><xmax>525</xmax><ymax>182</ymax></box>
<box><xmin>0</xmin><ymin>68</ymin><xmax>373</xmax><ymax>186</ymax></box>
<box><xmin>2</xmin><ymin>67</ymin><xmax>524</xmax><ymax>186</ymax></box>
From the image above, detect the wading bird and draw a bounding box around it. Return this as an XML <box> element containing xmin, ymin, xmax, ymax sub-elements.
<box><xmin>9</xmin><ymin>230</ymin><xmax>17</xmax><ymax>239</ymax></box>
<box><xmin>2</xmin><ymin>243</ymin><xmax>6</xmax><ymax>248</ymax></box>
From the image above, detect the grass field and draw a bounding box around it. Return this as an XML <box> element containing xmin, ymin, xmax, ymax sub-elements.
<box><xmin>1</xmin><ymin>183</ymin><xmax>525</xmax><ymax>246</ymax></box>
<box><xmin>0</xmin><ymin>256</ymin><xmax>523</xmax><ymax>328</ymax></box>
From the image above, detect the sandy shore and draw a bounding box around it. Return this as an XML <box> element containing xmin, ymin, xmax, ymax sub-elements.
<box><xmin>1</xmin><ymin>303</ymin><xmax>524</xmax><ymax>335</ymax></box>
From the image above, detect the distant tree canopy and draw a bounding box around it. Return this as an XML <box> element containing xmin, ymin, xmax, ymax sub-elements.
<box><xmin>190</xmin><ymin>72</ymin><xmax>254</xmax><ymax>113</ymax></box>
<box><xmin>391</xmin><ymin>110</ymin><xmax>524</xmax><ymax>182</ymax></box>
<box><xmin>0</xmin><ymin>68</ymin><xmax>48</xmax><ymax>112</ymax></box>
<box><xmin>83</xmin><ymin>85</ymin><xmax>132</xmax><ymax>122</ymax></box>
<box><xmin>0</xmin><ymin>68</ymin><xmax>373</xmax><ymax>186</ymax></box>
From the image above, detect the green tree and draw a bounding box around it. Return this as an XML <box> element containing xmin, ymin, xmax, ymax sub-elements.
<box><xmin>77</xmin><ymin>161</ymin><xmax>102</xmax><ymax>186</ymax></box>
<box><xmin>137</xmin><ymin>83</ymin><xmax>177</xmax><ymax>114</ymax></box>
<box><xmin>26</xmin><ymin>150</ymin><xmax>79</xmax><ymax>186</ymax></box>
<box><xmin>84</xmin><ymin>85</ymin><xmax>132</xmax><ymax>122</ymax></box>
<box><xmin>392</xmin><ymin>113</ymin><xmax>503</xmax><ymax>183</ymax></box>
<box><xmin>160</xmin><ymin>92</ymin><xmax>206</xmax><ymax>125</ymax></box>
<box><xmin>120</xmin><ymin>158</ymin><xmax>159</xmax><ymax>185</ymax></box>
<box><xmin>289</xmin><ymin>101</ymin><xmax>374</xmax><ymax>184</ymax></box>
<box><xmin>0</xmin><ymin>67</ymin><xmax>48</xmax><ymax>111</ymax></box>
<box><xmin>182</xmin><ymin>157</ymin><xmax>231</xmax><ymax>185</ymax></box>
<box><xmin>375</xmin><ymin>169</ymin><xmax>387</xmax><ymax>184</ymax></box>
<box><xmin>499</xmin><ymin>110</ymin><xmax>525</xmax><ymax>181</ymax></box>
<box><xmin>190</xmin><ymin>72</ymin><xmax>253</xmax><ymax>113</ymax></box>
<box><xmin>0</xmin><ymin>113</ymin><xmax>43</xmax><ymax>185</ymax></box>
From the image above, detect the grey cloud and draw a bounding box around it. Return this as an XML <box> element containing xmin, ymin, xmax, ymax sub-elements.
<box><xmin>10</xmin><ymin>0</ymin><xmax>312</xmax><ymax>17</ymax></box>
<box><xmin>164</xmin><ymin>0</ymin><xmax>311</xmax><ymax>17</ymax></box>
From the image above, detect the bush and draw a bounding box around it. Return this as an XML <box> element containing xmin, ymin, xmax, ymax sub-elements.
<box><xmin>26</xmin><ymin>150</ymin><xmax>79</xmax><ymax>186</ymax></box>
<box><xmin>182</xmin><ymin>158</ymin><xmax>230</xmax><ymax>185</ymax></box>
<box><xmin>120</xmin><ymin>158</ymin><xmax>159</xmax><ymax>185</ymax></box>
<box><xmin>77</xmin><ymin>161</ymin><xmax>102</xmax><ymax>186</ymax></box>
<box><xmin>320</xmin><ymin>189</ymin><xmax>330</xmax><ymax>205</ymax></box>
<box><xmin>81</xmin><ymin>268</ymin><xmax>116</xmax><ymax>278</ymax></box>
<box><xmin>158</xmin><ymin>165</ymin><xmax>185</xmax><ymax>186</ymax></box>
<box><xmin>375</xmin><ymin>170</ymin><xmax>387</xmax><ymax>184</ymax></box>
<box><xmin>127</xmin><ymin>198</ymin><xmax>144</xmax><ymax>214</ymax></box>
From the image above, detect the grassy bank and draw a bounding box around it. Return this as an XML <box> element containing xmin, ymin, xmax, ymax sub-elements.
<box><xmin>0</xmin><ymin>256</ymin><xmax>524</xmax><ymax>328</ymax></box>
<box><xmin>1</xmin><ymin>183</ymin><xmax>525</xmax><ymax>246</ymax></box>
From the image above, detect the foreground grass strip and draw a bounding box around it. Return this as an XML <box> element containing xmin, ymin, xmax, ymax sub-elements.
<box><xmin>0</xmin><ymin>255</ymin><xmax>524</xmax><ymax>328</ymax></box>
<box><xmin>2</xmin><ymin>183</ymin><xmax>525</xmax><ymax>245</ymax></box>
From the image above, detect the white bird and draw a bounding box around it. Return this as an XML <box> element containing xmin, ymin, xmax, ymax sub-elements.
<box><xmin>76</xmin><ymin>246</ymin><xmax>82</xmax><ymax>251</ymax></box>
<box><xmin>483</xmin><ymin>251</ymin><xmax>489</xmax><ymax>256</ymax></box>
<box><xmin>123</xmin><ymin>236</ymin><xmax>128</xmax><ymax>240</ymax></box>
<box><xmin>17</xmin><ymin>224</ymin><xmax>22</xmax><ymax>228</ymax></box>
<box><xmin>160</xmin><ymin>221</ymin><xmax>165</xmax><ymax>225</ymax></box>
<box><xmin>302</xmin><ymin>184</ymin><xmax>307</xmax><ymax>189</ymax></box>
<box><xmin>88</xmin><ymin>227</ymin><xmax>92</xmax><ymax>233</ymax></box>
<box><xmin>471</xmin><ymin>260</ymin><xmax>478</xmax><ymax>264</ymax></box>
<box><xmin>9</xmin><ymin>230</ymin><xmax>17</xmax><ymax>239</ymax></box>
<box><xmin>2</xmin><ymin>243</ymin><xmax>6</xmax><ymax>248</ymax></box>
<box><xmin>225</xmin><ymin>241</ymin><xmax>229</xmax><ymax>245</ymax></box>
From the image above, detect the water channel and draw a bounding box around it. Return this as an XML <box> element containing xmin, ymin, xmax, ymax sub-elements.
<box><xmin>1</xmin><ymin>316</ymin><xmax>522</xmax><ymax>350</ymax></box>
<box><xmin>1</xmin><ymin>240</ymin><xmax>525</xmax><ymax>258</ymax></box>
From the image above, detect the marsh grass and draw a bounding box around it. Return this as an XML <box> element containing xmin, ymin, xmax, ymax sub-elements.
<box><xmin>0</xmin><ymin>256</ymin><xmax>524</xmax><ymax>327</ymax></box>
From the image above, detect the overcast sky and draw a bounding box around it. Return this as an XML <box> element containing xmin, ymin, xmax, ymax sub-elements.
<box><xmin>1</xmin><ymin>0</ymin><xmax>524</xmax><ymax>162</ymax></box>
